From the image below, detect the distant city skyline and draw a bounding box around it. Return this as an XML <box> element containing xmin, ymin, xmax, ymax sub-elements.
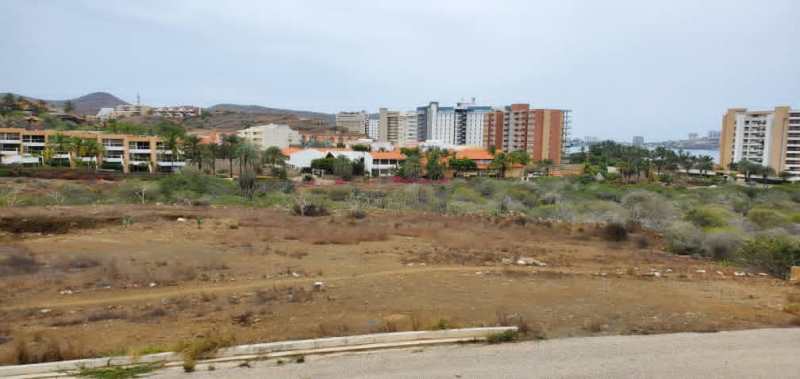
<box><xmin>1</xmin><ymin>0</ymin><xmax>798</xmax><ymax>141</ymax></box>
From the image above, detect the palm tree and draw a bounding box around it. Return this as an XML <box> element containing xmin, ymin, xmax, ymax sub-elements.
<box><xmin>82</xmin><ymin>139</ymin><xmax>105</xmax><ymax>172</ymax></box>
<box><xmin>68</xmin><ymin>137</ymin><xmax>88</xmax><ymax>169</ymax></box>
<box><xmin>262</xmin><ymin>146</ymin><xmax>286</xmax><ymax>175</ymax></box>
<box><xmin>181</xmin><ymin>135</ymin><xmax>202</xmax><ymax>170</ymax></box>
<box><xmin>536</xmin><ymin>159</ymin><xmax>555</xmax><ymax>177</ymax></box>
<box><xmin>490</xmin><ymin>152</ymin><xmax>511</xmax><ymax>178</ymax></box>
<box><xmin>735</xmin><ymin>159</ymin><xmax>758</xmax><ymax>183</ymax></box>
<box><xmin>222</xmin><ymin>135</ymin><xmax>241</xmax><ymax>178</ymax></box>
<box><xmin>236</xmin><ymin>142</ymin><xmax>260</xmax><ymax>174</ymax></box>
<box><xmin>46</xmin><ymin>133</ymin><xmax>71</xmax><ymax>167</ymax></box>
<box><xmin>695</xmin><ymin>155</ymin><xmax>714</xmax><ymax>176</ymax></box>
<box><xmin>161</xmin><ymin>130</ymin><xmax>181</xmax><ymax>171</ymax></box>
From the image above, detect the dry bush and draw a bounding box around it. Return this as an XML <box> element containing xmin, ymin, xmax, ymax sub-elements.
<box><xmin>254</xmin><ymin>289</ymin><xmax>278</xmax><ymax>305</ymax></box>
<box><xmin>232</xmin><ymin>311</ymin><xmax>254</xmax><ymax>327</ymax></box>
<box><xmin>287</xmin><ymin>287</ymin><xmax>313</xmax><ymax>303</ymax></box>
<box><xmin>601</xmin><ymin>223</ymin><xmax>628</xmax><ymax>242</ymax></box>
<box><xmin>175</xmin><ymin>329</ymin><xmax>235</xmax><ymax>363</ymax></box>
<box><xmin>86</xmin><ymin>309</ymin><xmax>127</xmax><ymax>323</ymax></box>
<box><xmin>4</xmin><ymin>333</ymin><xmax>88</xmax><ymax>364</ymax></box>
<box><xmin>289</xmin><ymin>251</ymin><xmax>308</xmax><ymax>259</ymax></box>
<box><xmin>0</xmin><ymin>252</ymin><xmax>41</xmax><ymax>277</ymax></box>
<box><xmin>317</xmin><ymin>322</ymin><xmax>350</xmax><ymax>337</ymax></box>
<box><xmin>55</xmin><ymin>255</ymin><xmax>100</xmax><ymax>271</ymax></box>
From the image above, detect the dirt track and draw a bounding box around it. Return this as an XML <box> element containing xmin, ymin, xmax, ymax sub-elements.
<box><xmin>1</xmin><ymin>205</ymin><xmax>798</xmax><ymax>364</ymax></box>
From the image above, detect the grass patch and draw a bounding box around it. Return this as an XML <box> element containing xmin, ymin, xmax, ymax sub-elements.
<box><xmin>74</xmin><ymin>363</ymin><xmax>163</xmax><ymax>379</ymax></box>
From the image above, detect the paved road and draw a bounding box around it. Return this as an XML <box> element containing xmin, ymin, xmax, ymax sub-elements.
<box><xmin>152</xmin><ymin>328</ymin><xmax>800</xmax><ymax>378</ymax></box>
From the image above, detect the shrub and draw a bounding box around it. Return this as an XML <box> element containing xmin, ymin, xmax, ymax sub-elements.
<box><xmin>747</xmin><ymin>208</ymin><xmax>790</xmax><ymax>229</ymax></box>
<box><xmin>685</xmin><ymin>206</ymin><xmax>731</xmax><ymax>228</ymax></box>
<box><xmin>601</xmin><ymin>222</ymin><xmax>628</xmax><ymax>241</ymax></box>
<box><xmin>486</xmin><ymin>330</ymin><xmax>518</xmax><ymax>344</ymax></box>
<box><xmin>621</xmin><ymin>191</ymin><xmax>675</xmax><ymax>231</ymax></box>
<box><xmin>0</xmin><ymin>254</ymin><xmax>40</xmax><ymax>277</ymax></box>
<box><xmin>738</xmin><ymin>233</ymin><xmax>800</xmax><ymax>278</ymax></box>
<box><xmin>291</xmin><ymin>196</ymin><xmax>329</xmax><ymax>217</ymax></box>
<box><xmin>702</xmin><ymin>232</ymin><xmax>743</xmax><ymax>260</ymax></box>
<box><xmin>665</xmin><ymin>221</ymin><xmax>705</xmax><ymax>255</ymax></box>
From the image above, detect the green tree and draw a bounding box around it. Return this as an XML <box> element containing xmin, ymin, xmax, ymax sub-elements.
<box><xmin>398</xmin><ymin>154</ymin><xmax>421</xmax><ymax>179</ymax></box>
<box><xmin>82</xmin><ymin>139</ymin><xmax>105</xmax><ymax>172</ymax></box>
<box><xmin>1</xmin><ymin>93</ymin><xmax>17</xmax><ymax>115</ymax></box>
<box><xmin>695</xmin><ymin>155</ymin><xmax>714</xmax><ymax>176</ymax></box>
<box><xmin>425</xmin><ymin>149</ymin><xmax>445</xmax><ymax>180</ymax></box>
<box><xmin>352</xmin><ymin>144</ymin><xmax>371</xmax><ymax>152</ymax></box>
<box><xmin>448</xmin><ymin>157</ymin><xmax>477</xmax><ymax>175</ymax></box>
<box><xmin>262</xmin><ymin>146</ymin><xmax>286</xmax><ymax>173</ymax></box>
<box><xmin>333</xmin><ymin>155</ymin><xmax>354</xmax><ymax>180</ymax></box>
<box><xmin>508</xmin><ymin>150</ymin><xmax>531</xmax><ymax>166</ymax></box>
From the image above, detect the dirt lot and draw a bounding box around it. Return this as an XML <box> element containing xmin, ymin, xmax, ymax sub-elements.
<box><xmin>0</xmin><ymin>205</ymin><xmax>798</xmax><ymax>364</ymax></box>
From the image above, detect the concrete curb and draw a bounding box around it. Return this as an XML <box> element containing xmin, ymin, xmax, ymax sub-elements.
<box><xmin>0</xmin><ymin>327</ymin><xmax>517</xmax><ymax>378</ymax></box>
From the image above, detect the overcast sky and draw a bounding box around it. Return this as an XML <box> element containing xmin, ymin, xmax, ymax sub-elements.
<box><xmin>1</xmin><ymin>0</ymin><xmax>798</xmax><ymax>141</ymax></box>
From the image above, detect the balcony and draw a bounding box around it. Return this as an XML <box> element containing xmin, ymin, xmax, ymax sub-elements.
<box><xmin>129</xmin><ymin>148</ymin><xmax>151</xmax><ymax>154</ymax></box>
<box><xmin>0</xmin><ymin>139</ymin><xmax>21</xmax><ymax>144</ymax></box>
<box><xmin>22</xmin><ymin>142</ymin><xmax>45</xmax><ymax>147</ymax></box>
<box><xmin>103</xmin><ymin>157</ymin><xmax>124</xmax><ymax>163</ymax></box>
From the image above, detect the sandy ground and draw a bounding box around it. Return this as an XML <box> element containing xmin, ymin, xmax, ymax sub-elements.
<box><xmin>0</xmin><ymin>205</ymin><xmax>798</xmax><ymax>363</ymax></box>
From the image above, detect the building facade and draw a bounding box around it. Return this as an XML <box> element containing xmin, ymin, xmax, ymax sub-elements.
<box><xmin>0</xmin><ymin>127</ymin><xmax>185</xmax><ymax>173</ymax></box>
<box><xmin>367</xmin><ymin>118</ymin><xmax>379</xmax><ymax>140</ymax></box>
<box><xmin>397</xmin><ymin>111</ymin><xmax>419</xmax><ymax>146</ymax></box>
<box><xmin>378</xmin><ymin>108</ymin><xmax>400</xmax><ymax>144</ymax></box>
<box><xmin>632</xmin><ymin>136</ymin><xmax>645</xmax><ymax>146</ymax></box>
<box><xmin>416</xmin><ymin>100</ymin><xmax>489</xmax><ymax>146</ymax></box>
<box><xmin>237</xmin><ymin>123</ymin><xmax>301</xmax><ymax>149</ymax></box>
<box><xmin>483</xmin><ymin>104</ymin><xmax>569</xmax><ymax>164</ymax></box>
<box><xmin>335</xmin><ymin>111</ymin><xmax>369</xmax><ymax>134</ymax></box>
<box><xmin>719</xmin><ymin>106</ymin><xmax>800</xmax><ymax>179</ymax></box>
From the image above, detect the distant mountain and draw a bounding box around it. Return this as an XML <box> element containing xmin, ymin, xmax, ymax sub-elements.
<box><xmin>5</xmin><ymin>92</ymin><xmax>129</xmax><ymax>115</ymax></box>
<box><xmin>208</xmin><ymin>103</ymin><xmax>335</xmax><ymax>124</ymax></box>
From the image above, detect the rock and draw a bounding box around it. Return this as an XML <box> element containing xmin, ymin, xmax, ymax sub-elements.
<box><xmin>517</xmin><ymin>257</ymin><xmax>547</xmax><ymax>267</ymax></box>
<box><xmin>790</xmin><ymin>266</ymin><xmax>800</xmax><ymax>282</ymax></box>
<box><xmin>40</xmin><ymin>308</ymin><xmax>51</xmax><ymax>314</ymax></box>
<box><xmin>758</xmin><ymin>273</ymin><xmax>769</xmax><ymax>277</ymax></box>
<box><xmin>313</xmin><ymin>281</ymin><xmax>325</xmax><ymax>291</ymax></box>
<box><xmin>291</xmin><ymin>272</ymin><xmax>300</xmax><ymax>278</ymax></box>
<box><xmin>696</xmin><ymin>269</ymin><xmax>706</xmax><ymax>274</ymax></box>
<box><xmin>716</xmin><ymin>271</ymin><xmax>725</xmax><ymax>277</ymax></box>
<box><xmin>177</xmin><ymin>217</ymin><xmax>187</xmax><ymax>223</ymax></box>
<box><xmin>653</xmin><ymin>272</ymin><xmax>662</xmax><ymax>277</ymax></box>
<box><xmin>149</xmin><ymin>282</ymin><xmax>158</xmax><ymax>288</ymax></box>
<box><xmin>734</xmin><ymin>272</ymin><xmax>746</xmax><ymax>277</ymax></box>
<box><xmin>501</xmin><ymin>258</ymin><xmax>513</xmax><ymax>265</ymax></box>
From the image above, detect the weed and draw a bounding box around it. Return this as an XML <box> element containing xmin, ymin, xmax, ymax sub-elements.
<box><xmin>486</xmin><ymin>330</ymin><xmax>518</xmax><ymax>344</ymax></box>
<box><xmin>74</xmin><ymin>363</ymin><xmax>162</xmax><ymax>379</ymax></box>
<box><xmin>182</xmin><ymin>357</ymin><xmax>195</xmax><ymax>373</ymax></box>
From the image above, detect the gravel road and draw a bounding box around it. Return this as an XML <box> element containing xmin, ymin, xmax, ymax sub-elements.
<box><xmin>151</xmin><ymin>328</ymin><xmax>800</xmax><ymax>378</ymax></box>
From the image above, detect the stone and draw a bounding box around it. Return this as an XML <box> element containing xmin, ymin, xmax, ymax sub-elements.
<box><xmin>313</xmin><ymin>281</ymin><xmax>325</xmax><ymax>291</ymax></box>
<box><xmin>695</xmin><ymin>269</ymin><xmax>706</xmax><ymax>274</ymax></box>
<box><xmin>501</xmin><ymin>258</ymin><xmax>513</xmax><ymax>265</ymax></box>
<box><xmin>177</xmin><ymin>217</ymin><xmax>187</xmax><ymax>223</ymax></box>
<box><xmin>790</xmin><ymin>266</ymin><xmax>800</xmax><ymax>282</ymax></box>
<box><xmin>734</xmin><ymin>272</ymin><xmax>746</xmax><ymax>277</ymax></box>
<box><xmin>517</xmin><ymin>257</ymin><xmax>547</xmax><ymax>267</ymax></box>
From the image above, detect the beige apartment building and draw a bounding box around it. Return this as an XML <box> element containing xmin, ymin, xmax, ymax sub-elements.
<box><xmin>237</xmin><ymin>123</ymin><xmax>301</xmax><ymax>149</ymax></box>
<box><xmin>335</xmin><ymin>111</ymin><xmax>369</xmax><ymax>134</ymax></box>
<box><xmin>378</xmin><ymin>108</ymin><xmax>401</xmax><ymax>144</ymax></box>
<box><xmin>719</xmin><ymin>106</ymin><xmax>800</xmax><ymax>179</ymax></box>
<box><xmin>0</xmin><ymin>127</ymin><xmax>185</xmax><ymax>173</ymax></box>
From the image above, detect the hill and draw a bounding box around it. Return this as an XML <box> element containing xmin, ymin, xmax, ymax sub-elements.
<box><xmin>3</xmin><ymin>91</ymin><xmax>129</xmax><ymax>115</ymax></box>
<box><xmin>208</xmin><ymin>103</ymin><xmax>335</xmax><ymax>124</ymax></box>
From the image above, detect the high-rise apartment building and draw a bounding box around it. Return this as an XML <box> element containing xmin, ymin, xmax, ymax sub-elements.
<box><xmin>484</xmin><ymin>104</ymin><xmax>569</xmax><ymax>164</ymax></box>
<box><xmin>417</xmin><ymin>99</ymin><xmax>490</xmax><ymax>146</ymax></box>
<box><xmin>397</xmin><ymin>111</ymin><xmax>418</xmax><ymax>146</ymax></box>
<box><xmin>719</xmin><ymin>106</ymin><xmax>800</xmax><ymax>178</ymax></box>
<box><xmin>335</xmin><ymin>111</ymin><xmax>369</xmax><ymax>134</ymax></box>
<box><xmin>367</xmin><ymin>118</ymin><xmax>379</xmax><ymax>140</ymax></box>
<box><xmin>378</xmin><ymin>108</ymin><xmax>400</xmax><ymax>143</ymax></box>
<box><xmin>632</xmin><ymin>136</ymin><xmax>645</xmax><ymax>146</ymax></box>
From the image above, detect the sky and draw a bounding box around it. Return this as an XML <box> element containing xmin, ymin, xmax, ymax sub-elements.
<box><xmin>1</xmin><ymin>0</ymin><xmax>798</xmax><ymax>141</ymax></box>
